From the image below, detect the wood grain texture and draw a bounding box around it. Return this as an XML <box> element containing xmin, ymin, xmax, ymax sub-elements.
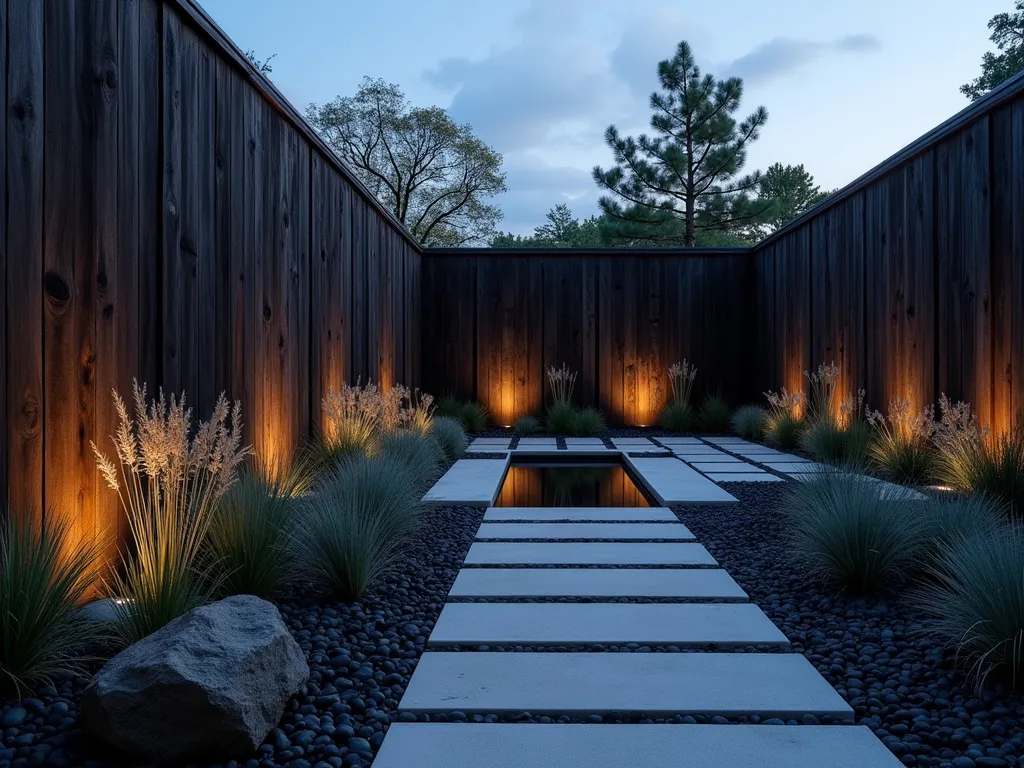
<box><xmin>6</xmin><ymin>0</ymin><xmax>43</xmax><ymax>518</ymax></box>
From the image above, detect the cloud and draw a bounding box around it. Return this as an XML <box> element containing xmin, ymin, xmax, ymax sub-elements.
<box><xmin>728</xmin><ymin>34</ymin><xmax>881</xmax><ymax>83</ymax></box>
<box><xmin>610</xmin><ymin>9</ymin><xmax>694</xmax><ymax>97</ymax></box>
<box><xmin>493</xmin><ymin>158</ymin><xmax>599</xmax><ymax>235</ymax></box>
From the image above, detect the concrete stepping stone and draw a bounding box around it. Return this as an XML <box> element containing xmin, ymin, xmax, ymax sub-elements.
<box><xmin>708</xmin><ymin>472</ymin><xmax>783</xmax><ymax>483</ymax></box>
<box><xmin>706</xmin><ymin>437</ymin><xmax>750</xmax><ymax>444</ymax></box>
<box><xmin>691</xmin><ymin>462</ymin><xmax>760</xmax><ymax>473</ymax></box>
<box><xmin>609</xmin><ymin>437</ymin><xmax>655</xmax><ymax>445</ymax></box>
<box><xmin>564</xmin><ymin>437</ymin><xmax>605</xmax><ymax>445</ymax></box>
<box><xmin>374</xmin><ymin>723</ymin><xmax>903</xmax><ymax>768</ymax></box>
<box><xmin>475</xmin><ymin>522</ymin><xmax>695</xmax><ymax>540</ymax></box>
<box><xmin>423</xmin><ymin>459</ymin><xmax>509</xmax><ymax>506</ymax></box>
<box><xmin>654</xmin><ymin>437</ymin><xmax>704</xmax><ymax>445</ymax></box>
<box><xmin>466</xmin><ymin>444</ymin><xmax>509</xmax><ymax>453</ymax></box>
<box><xmin>561</xmin><ymin>444</ymin><xmax>615</xmax><ymax>451</ymax></box>
<box><xmin>428</xmin><ymin>603</ymin><xmax>787</xmax><ymax>646</ymax></box>
<box><xmin>399</xmin><ymin>652</ymin><xmax>854</xmax><ymax>719</ymax></box>
<box><xmin>516</xmin><ymin>437</ymin><xmax>559</xmax><ymax>445</ymax></box>
<box><xmin>471</xmin><ymin>437</ymin><xmax>514</xmax><ymax>444</ymax></box>
<box><xmin>464</xmin><ymin>541</ymin><xmax>717</xmax><ymax>566</ymax></box>
<box><xmin>741</xmin><ymin>452</ymin><xmax>802</xmax><ymax>462</ymax></box>
<box><xmin>733</xmin><ymin>447</ymin><xmax>786</xmax><ymax>456</ymax></box>
<box><xmin>447</xmin><ymin>567</ymin><xmax>748</xmax><ymax>599</ymax></box>
<box><xmin>627</xmin><ymin>457</ymin><xmax>737</xmax><ymax>504</ymax></box>
<box><xmin>484</xmin><ymin>507</ymin><xmax>678</xmax><ymax>521</ymax></box>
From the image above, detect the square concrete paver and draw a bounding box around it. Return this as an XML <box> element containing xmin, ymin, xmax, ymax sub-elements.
<box><xmin>564</xmin><ymin>437</ymin><xmax>606</xmax><ymax>445</ymax></box>
<box><xmin>428</xmin><ymin>603</ymin><xmax>788</xmax><ymax>646</ymax></box>
<box><xmin>655</xmin><ymin>437</ymin><xmax>705</xmax><ymax>445</ymax></box>
<box><xmin>373</xmin><ymin>724</ymin><xmax>904</xmax><ymax>768</ymax></box>
<box><xmin>516</xmin><ymin>438</ymin><xmax>559</xmax><ymax>446</ymax></box>
<box><xmin>609</xmin><ymin>438</ymin><xmax>656</xmax><ymax>447</ymax></box>
<box><xmin>708</xmin><ymin>472</ymin><xmax>783</xmax><ymax>483</ymax></box>
<box><xmin>741</xmin><ymin>452</ymin><xmax>802</xmax><ymax>462</ymax></box>
<box><xmin>447</xmin><ymin>567</ymin><xmax>747</xmax><ymax>599</ymax></box>
<box><xmin>399</xmin><ymin>652</ymin><xmax>854</xmax><ymax>719</ymax></box>
<box><xmin>691</xmin><ymin>462</ymin><xmax>760</xmax><ymax>473</ymax></box>
<box><xmin>466</xmin><ymin>444</ymin><xmax>509</xmax><ymax>454</ymax></box>
<box><xmin>626</xmin><ymin>457</ymin><xmax>737</xmax><ymax>504</ymax></box>
<box><xmin>484</xmin><ymin>507</ymin><xmax>678</xmax><ymax>521</ymax></box>
<box><xmin>422</xmin><ymin>459</ymin><xmax>509</xmax><ymax>506</ymax></box>
<box><xmin>475</xmin><ymin>522</ymin><xmax>695</xmax><ymax>540</ymax></box>
<box><xmin>464</xmin><ymin>541</ymin><xmax>717</xmax><ymax>566</ymax></box>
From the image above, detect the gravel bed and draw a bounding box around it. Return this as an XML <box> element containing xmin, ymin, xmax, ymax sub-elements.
<box><xmin>0</xmin><ymin>504</ymin><xmax>483</xmax><ymax>768</ymax></box>
<box><xmin>673</xmin><ymin>483</ymin><xmax>1024</xmax><ymax>768</ymax></box>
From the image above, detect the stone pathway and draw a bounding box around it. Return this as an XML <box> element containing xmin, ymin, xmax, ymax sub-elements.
<box><xmin>380</xmin><ymin>452</ymin><xmax>905</xmax><ymax>766</ymax></box>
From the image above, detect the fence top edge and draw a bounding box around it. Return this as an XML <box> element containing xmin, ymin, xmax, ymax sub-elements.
<box><xmin>754</xmin><ymin>67</ymin><xmax>1024</xmax><ymax>251</ymax></box>
<box><xmin>169</xmin><ymin>0</ymin><xmax>423</xmax><ymax>253</ymax></box>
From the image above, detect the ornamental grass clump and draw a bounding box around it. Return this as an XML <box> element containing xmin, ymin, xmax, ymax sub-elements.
<box><xmin>787</xmin><ymin>469</ymin><xmax>924</xmax><ymax>593</ymax></box>
<box><xmin>918</xmin><ymin>524</ymin><xmax>1024</xmax><ymax>689</ymax></box>
<box><xmin>430</xmin><ymin>417</ymin><xmax>468</xmax><ymax>463</ymax></box>
<box><xmin>205</xmin><ymin>469</ymin><xmax>295</xmax><ymax>599</ymax></box>
<box><xmin>514</xmin><ymin>415</ymin><xmax>541</xmax><ymax>436</ymax></box>
<box><xmin>866</xmin><ymin>398</ymin><xmax>936</xmax><ymax>485</ymax></box>
<box><xmin>658</xmin><ymin>360</ymin><xmax>697</xmax><ymax>432</ymax></box>
<box><xmin>731</xmin><ymin>405</ymin><xmax>766</xmax><ymax>440</ymax></box>
<box><xmin>697</xmin><ymin>395</ymin><xmax>731</xmax><ymax>433</ymax></box>
<box><xmin>934</xmin><ymin>397</ymin><xmax>1024</xmax><ymax>513</ymax></box>
<box><xmin>319</xmin><ymin>380</ymin><xmax>385</xmax><ymax>465</ymax></box>
<box><xmin>294</xmin><ymin>455</ymin><xmax>420</xmax><ymax>601</ymax></box>
<box><xmin>800</xmin><ymin>419</ymin><xmax>869</xmax><ymax>465</ymax></box>
<box><xmin>920</xmin><ymin>494</ymin><xmax>1004</xmax><ymax>562</ymax></box>
<box><xmin>572</xmin><ymin>407</ymin><xmax>606</xmax><ymax>437</ymax></box>
<box><xmin>764</xmin><ymin>388</ymin><xmax>805</xmax><ymax>449</ymax></box>
<box><xmin>456</xmin><ymin>401</ymin><xmax>489</xmax><ymax>433</ymax></box>
<box><xmin>658</xmin><ymin>402</ymin><xmax>694</xmax><ymax>432</ymax></box>
<box><xmin>92</xmin><ymin>382</ymin><xmax>249</xmax><ymax>645</ymax></box>
<box><xmin>546</xmin><ymin>400</ymin><xmax>578</xmax><ymax>435</ymax></box>
<box><xmin>379</xmin><ymin>430</ymin><xmax>447</xmax><ymax>492</ymax></box>
<box><xmin>1</xmin><ymin>512</ymin><xmax>106</xmax><ymax>695</ymax></box>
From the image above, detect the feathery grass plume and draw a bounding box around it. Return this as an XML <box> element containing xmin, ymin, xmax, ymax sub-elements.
<box><xmin>406</xmin><ymin>390</ymin><xmax>435</xmax><ymax>435</ymax></box>
<box><xmin>866</xmin><ymin>398</ymin><xmax>936</xmax><ymax>485</ymax></box>
<box><xmin>457</xmin><ymin>401</ymin><xmax>489</xmax><ymax>433</ymax></box>
<box><xmin>918</xmin><ymin>524</ymin><xmax>1024</xmax><ymax>690</ymax></box>
<box><xmin>379</xmin><ymin>430</ymin><xmax>447</xmax><ymax>492</ymax></box>
<box><xmin>321</xmin><ymin>379</ymin><xmax>383</xmax><ymax>458</ymax></box>
<box><xmin>546</xmin><ymin>400</ymin><xmax>578</xmax><ymax>435</ymax></box>
<box><xmin>731</xmin><ymin>405</ymin><xmax>766</xmax><ymax>440</ymax></box>
<box><xmin>697</xmin><ymin>395</ymin><xmax>731</xmax><ymax>433</ymax></box>
<box><xmin>920</xmin><ymin>494</ymin><xmax>1004</xmax><ymax>562</ymax></box>
<box><xmin>1</xmin><ymin>511</ymin><xmax>107</xmax><ymax>695</ymax></box>
<box><xmin>838</xmin><ymin>388</ymin><xmax>866</xmax><ymax>429</ymax></box>
<box><xmin>764</xmin><ymin>387</ymin><xmax>806</xmax><ymax>449</ymax></box>
<box><xmin>804</xmin><ymin>361</ymin><xmax>841</xmax><ymax>424</ymax></box>
<box><xmin>546</xmin><ymin>362</ymin><xmax>578</xmax><ymax>405</ymax></box>
<box><xmin>572</xmin><ymin>407</ymin><xmax>607</xmax><ymax>437</ymax></box>
<box><xmin>205</xmin><ymin>469</ymin><xmax>295</xmax><ymax>599</ymax></box>
<box><xmin>935</xmin><ymin>400</ymin><xmax>1024</xmax><ymax>514</ymax></box>
<box><xmin>658</xmin><ymin>402</ymin><xmax>694</xmax><ymax>432</ymax></box>
<box><xmin>937</xmin><ymin>397</ymin><xmax>1024</xmax><ymax>512</ymax></box>
<box><xmin>294</xmin><ymin>455</ymin><xmax>420</xmax><ymax>601</ymax></box>
<box><xmin>92</xmin><ymin>381</ymin><xmax>249</xmax><ymax>645</ymax></box>
<box><xmin>430</xmin><ymin>417</ymin><xmax>468</xmax><ymax>464</ymax></box>
<box><xmin>514</xmin><ymin>415</ymin><xmax>541</xmax><ymax>436</ymax></box>
<box><xmin>667</xmin><ymin>360</ymin><xmax>697</xmax><ymax>408</ymax></box>
<box><xmin>787</xmin><ymin>469</ymin><xmax>925</xmax><ymax>593</ymax></box>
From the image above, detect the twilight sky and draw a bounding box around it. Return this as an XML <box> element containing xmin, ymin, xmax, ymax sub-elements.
<box><xmin>199</xmin><ymin>0</ymin><xmax>1005</xmax><ymax>235</ymax></box>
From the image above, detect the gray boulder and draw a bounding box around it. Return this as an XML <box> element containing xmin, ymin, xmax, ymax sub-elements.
<box><xmin>81</xmin><ymin>594</ymin><xmax>308</xmax><ymax>764</ymax></box>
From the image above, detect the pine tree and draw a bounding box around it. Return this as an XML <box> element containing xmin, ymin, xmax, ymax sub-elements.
<box><xmin>593</xmin><ymin>41</ymin><xmax>768</xmax><ymax>247</ymax></box>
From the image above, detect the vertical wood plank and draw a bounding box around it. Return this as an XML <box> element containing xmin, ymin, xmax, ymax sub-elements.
<box><xmin>6</xmin><ymin>0</ymin><xmax>43</xmax><ymax>517</ymax></box>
